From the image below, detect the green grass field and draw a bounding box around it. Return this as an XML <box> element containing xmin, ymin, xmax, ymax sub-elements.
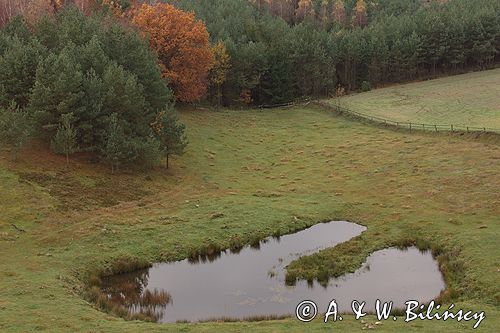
<box><xmin>0</xmin><ymin>103</ymin><xmax>499</xmax><ymax>332</ymax></box>
<box><xmin>329</xmin><ymin>68</ymin><xmax>500</xmax><ymax>129</ymax></box>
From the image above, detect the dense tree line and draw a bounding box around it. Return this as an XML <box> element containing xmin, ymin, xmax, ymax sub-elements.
<box><xmin>249</xmin><ymin>0</ymin><xmax>433</xmax><ymax>26</ymax></box>
<box><xmin>4</xmin><ymin>0</ymin><xmax>496</xmax><ymax>108</ymax></box>
<box><xmin>336</xmin><ymin>0</ymin><xmax>500</xmax><ymax>90</ymax></box>
<box><xmin>177</xmin><ymin>0</ymin><xmax>337</xmax><ymax>104</ymax></box>
<box><xmin>0</xmin><ymin>0</ymin><xmax>498</xmax><ymax>130</ymax></box>
<box><xmin>176</xmin><ymin>0</ymin><xmax>499</xmax><ymax>105</ymax></box>
<box><xmin>0</xmin><ymin>7</ymin><xmax>186</xmax><ymax>169</ymax></box>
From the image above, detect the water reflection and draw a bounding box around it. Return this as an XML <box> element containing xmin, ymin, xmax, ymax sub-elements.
<box><xmin>102</xmin><ymin>221</ymin><xmax>445</xmax><ymax>323</ymax></box>
<box><xmin>101</xmin><ymin>269</ymin><xmax>171</xmax><ymax>321</ymax></box>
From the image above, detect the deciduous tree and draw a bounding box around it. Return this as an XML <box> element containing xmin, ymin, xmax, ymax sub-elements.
<box><xmin>353</xmin><ymin>0</ymin><xmax>368</xmax><ymax>28</ymax></box>
<box><xmin>319</xmin><ymin>0</ymin><xmax>330</xmax><ymax>27</ymax></box>
<box><xmin>332</xmin><ymin>0</ymin><xmax>346</xmax><ymax>26</ymax></box>
<box><xmin>132</xmin><ymin>3</ymin><xmax>214</xmax><ymax>102</ymax></box>
<box><xmin>210</xmin><ymin>40</ymin><xmax>231</xmax><ymax>109</ymax></box>
<box><xmin>295</xmin><ymin>0</ymin><xmax>314</xmax><ymax>22</ymax></box>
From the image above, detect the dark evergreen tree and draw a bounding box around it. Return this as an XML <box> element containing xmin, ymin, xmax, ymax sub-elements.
<box><xmin>0</xmin><ymin>6</ymin><xmax>177</xmax><ymax>168</ymax></box>
<box><xmin>29</xmin><ymin>46</ymin><xmax>84</xmax><ymax>136</ymax></box>
<box><xmin>152</xmin><ymin>104</ymin><xmax>187</xmax><ymax>169</ymax></box>
<box><xmin>51</xmin><ymin>112</ymin><xmax>78</xmax><ymax>164</ymax></box>
<box><xmin>0</xmin><ymin>101</ymin><xmax>33</xmax><ymax>160</ymax></box>
<box><xmin>0</xmin><ymin>36</ymin><xmax>44</xmax><ymax>108</ymax></box>
<box><xmin>102</xmin><ymin>113</ymin><xmax>130</xmax><ymax>173</ymax></box>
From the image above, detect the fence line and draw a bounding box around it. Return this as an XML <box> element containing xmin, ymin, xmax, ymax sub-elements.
<box><xmin>315</xmin><ymin>101</ymin><xmax>500</xmax><ymax>135</ymax></box>
<box><xmin>255</xmin><ymin>101</ymin><xmax>295</xmax><ymax>109</ymax></box>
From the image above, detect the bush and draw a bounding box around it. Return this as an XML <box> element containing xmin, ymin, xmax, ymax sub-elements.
<box><xmin>133</xmin><ymin>137</ymin><xmax>163</xmax><ymax>170</ymax></box>
<box><xmin>361</xmin><ymin>81</ymin><xmax>372</xmax><ymax>92</ymax></box>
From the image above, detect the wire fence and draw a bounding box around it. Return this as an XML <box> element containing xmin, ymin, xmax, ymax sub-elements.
<box><xmin>255</xmin><ymin>101</ymin><xmax>295</xmax><ymax>109</ymax></box>
<box><xmin>315</xmin><ymin>101</ymin><xmax>500</xmax><ymax>135</ymax></box>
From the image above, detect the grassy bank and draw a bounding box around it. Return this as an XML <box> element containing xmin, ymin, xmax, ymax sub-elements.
<box><xmin>0</xmin><ymin>105</ymin><xmax>499</xmax><ymax>332</ymax></box>
<box><xmin>330</xmin><ymin>68</ymin><xmax>500</xmax><ymax>128</ymax></box>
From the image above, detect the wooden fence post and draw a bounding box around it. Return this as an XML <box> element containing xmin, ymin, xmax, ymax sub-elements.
<box><xmin>451</xmin><ymin>124</ymin><xmax>454</xmax><ymax>132</ymax></box>
<box><xmin>434</xmin><ymin>125</ymin><xmax>438</xmax><ymax>132</ymax></box>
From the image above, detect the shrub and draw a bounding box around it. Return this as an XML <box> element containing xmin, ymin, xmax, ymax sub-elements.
<box><xmin>361</xmin><ymin>81</ymin><xmax>372</xmax><ymax>92</ymax></box>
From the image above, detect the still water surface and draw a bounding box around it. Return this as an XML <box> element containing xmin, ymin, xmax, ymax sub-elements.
<box><xmin>102</xmin><ymin>221</ymin><xmax>445</xmax><ymax>322</ymax></box>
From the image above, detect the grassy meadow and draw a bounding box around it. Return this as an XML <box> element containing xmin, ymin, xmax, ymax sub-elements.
<box><xmin>0</xmin><ymin>104</ymin><xmax>499</xmax><ymax>332</ymax></box>
<box><xmin>331</xmin><ymin>68</ymin><xmax>500</xmax><ymax>129</ymax></box>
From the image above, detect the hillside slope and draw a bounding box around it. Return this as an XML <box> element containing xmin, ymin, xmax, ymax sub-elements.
<box><xmin>333</xmin><ymin>69</ymin><xmax>500</xmax><ymax>128</ymax></box>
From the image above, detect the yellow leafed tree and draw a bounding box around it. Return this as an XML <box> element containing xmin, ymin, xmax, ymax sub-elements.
<box><xmin>319</xmin><ymin>0</ymin><xmax>330</xmax><ymax>27</ymax></box>
<box><xmin>332</xmin><ymin>0</ymin><xmax>346</xmax><ymax>26</ymax></box>
<box><xmin>211</xmin><ymin>40</ymin><xmax>231</xmax><ymax>109</ymax></box>
<box><xmin>353</xmin><ymin>0</ymin><xmax>368</xmax><ymax>27</ymax></box>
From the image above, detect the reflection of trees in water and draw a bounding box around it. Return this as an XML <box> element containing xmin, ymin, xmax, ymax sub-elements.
<box><xmin>188</xmin><ymin>251</ymin><xmax>223</xmax><ymax>264</ymax></box>
<box><xmin>102</xmin><ymin>269</ymin><xmax>171</xmax><ymax>321</ymax></box>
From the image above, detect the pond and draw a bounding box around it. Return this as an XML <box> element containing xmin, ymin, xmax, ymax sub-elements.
<box><xmin>101</xmin><ymin>221</ymin><xmax>445</xmax><ymax>323</ymax></box>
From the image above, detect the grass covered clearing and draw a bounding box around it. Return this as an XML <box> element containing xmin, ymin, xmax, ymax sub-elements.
<box><xmin>329</xmin><ymin>68</ymin><xmax>500</xmax><ymax>128</ymax></box>
<box><xmin>0</xmin><ymin>106</ymin><xmax>499</xmax><ymax>332</ymax></box>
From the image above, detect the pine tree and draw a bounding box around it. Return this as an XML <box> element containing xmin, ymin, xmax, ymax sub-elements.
<box><xmin>102</xmin><ymin>113</ymin><xmax>129</xmax><ymax>173</ymax></box>
<box><xmin>259</xmin><ymin>25</ymin><xmax>296</xmax><ymax>103</ymax></box>
<box><xmin>51</xmin><ymin>112</ymin><xmax>78</xmax><ymax>164</ymax></box>
<box><xmin>0</xmin><ymin>100</ymin><xmax>33</xmax><ymax>161</ymax></box>
<box><xmin>29</xmin><ymin>47</ymin><xmax>84</xmax><ymax>136</ymax></box>
<box><xmin>100</xmin><ymin>20</ymin><xmax>172</xmax><ymax>114</ymax></box>
<box><xmin>291</xmin><ymin>23</ymin><xmax>336</xmax><ymax>96</ymax></box>
<box><xmin>151</xmin><ymin>104</ymin><xmax>187</xmax><ymax>169</ymax></box>
<box><xmin>78</xmin><ymin>35</ymin><xmax>109</xmax><ymax>76</ymax></box>
<box><xmin>367</xmin><ymin>32</ymin><xmax>389</xmax><ymax>85</ymax></box>
<box><xmin>101</xmin><ymin>63</ymin><xmax>148</xmax><ymax>136</ymax></box>
<box><xmin>80</xmin><ymin>68</ymin><xmax>104</xmax><ymax>148</ymax></box>
<box><xmin>0</xmin><ymin>36</ymin><xmax>43</xmax><ymax>109</ymax></box>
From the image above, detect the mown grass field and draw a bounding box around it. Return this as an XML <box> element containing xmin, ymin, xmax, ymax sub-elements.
<box><xmin>330</xmin><ymin>68</ymin><xmax>500</xmax><ymax>129</ymax></box>
<box><xmin>0</xmin><ymin>104</ymin><xmax>499</xmax><ymax>332</ymax></box>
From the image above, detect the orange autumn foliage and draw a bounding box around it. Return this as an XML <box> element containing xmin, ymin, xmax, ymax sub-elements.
<box><xmin>132</xmin><ymin>3</ymin><xmax>214</xmax><ymax>102</ymax></box>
